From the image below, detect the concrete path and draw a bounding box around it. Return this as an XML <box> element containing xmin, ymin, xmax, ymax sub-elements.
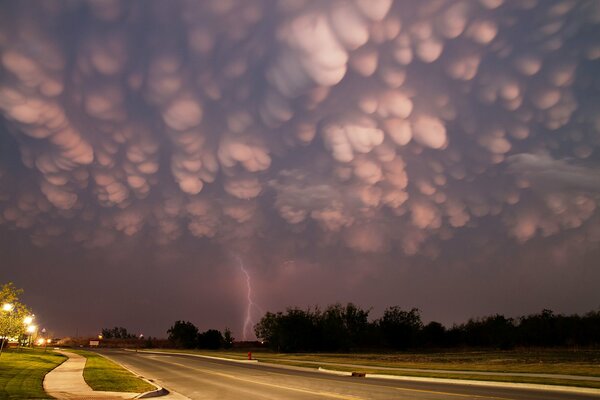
<box><xmin>43</xmin><ymin>350</ymin><xmax>140</xmax><ymax>399</ymax></box>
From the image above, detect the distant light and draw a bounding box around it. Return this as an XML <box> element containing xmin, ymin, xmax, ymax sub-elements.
<box><xmin>24</xmin><ymin>316</ymin><xmax>34</xmax><ymax>325</ymax></box>
<box><xmin>37</xmin><ymin>338</ymin><xmax>45</xmax><ymax>345</ymax></box>
<box><xmin>27</xmin><ymin>325</ymin><xmax>37</xmax><ymax>333</ymax></box>
<box><xmin>98</xmin><ymin>334</ymin><xmax>103</xmax><ymax>339</ymax></box>
<box><xmin>46</xmin><ymin>339</ymin><xmax>52</xmax><ymax>343</ymax></box>
<box><xmin>2</xmin><ymin>303</ymin><xmax>13</xmax><ymax>312</ymax></box>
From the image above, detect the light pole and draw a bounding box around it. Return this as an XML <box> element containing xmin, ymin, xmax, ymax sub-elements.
<box><xmin>22</xmin><ymin>315</ymin><xmax>34</xmax><ymax>350</ymax></box>
<box><xmin>26</xmin><ymin>325</ymin><xmax>37</xmax><ymax>348</ymax></box>
<box><xmin>41</xmin><ymin>328</ymin><xmax>47</xmax><ymax>352</ymax></box>
<box><xmin>0</xmin><ymin>303</ymin><xmax>14</xmax><ymax>356</ymax></box>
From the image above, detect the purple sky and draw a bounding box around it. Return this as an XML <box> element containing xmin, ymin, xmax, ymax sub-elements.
<box><xmin>1</xmin><ymin>0</ymin><xmax>600</xmax><ymax>339</ymax></box>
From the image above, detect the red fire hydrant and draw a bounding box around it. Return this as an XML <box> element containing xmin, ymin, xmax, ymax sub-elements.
<box><xmin>248</xmin><ymin>352</ymin><xmax>252</xmax><ymax>360</ymax></box>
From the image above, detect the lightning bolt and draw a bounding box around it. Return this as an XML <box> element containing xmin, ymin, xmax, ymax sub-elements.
<box><xmin>234</xmin><ymin>255</ymin><xmax>263</xmax><ymax>341</ymax></box>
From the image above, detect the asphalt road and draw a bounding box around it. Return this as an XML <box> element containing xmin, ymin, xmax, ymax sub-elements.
<box><xmin>99</xmin><ymin>349</ymin><xmax>599</xmax><ymax>400</ymax></box>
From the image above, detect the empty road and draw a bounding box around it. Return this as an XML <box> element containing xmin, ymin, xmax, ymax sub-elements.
<box><xmin>100</xmin><ymin>350</ymin><xmax>599</xmax><ymax>400</ymax></box>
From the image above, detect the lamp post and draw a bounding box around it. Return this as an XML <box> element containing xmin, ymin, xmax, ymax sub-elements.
<box><xmin>22</xmin><ymin>315</ymin><xmax>35</xmax><ymax>349</ymax></box>
<box><xmin>26</xmin><ymin>325</ymin><xmax>37</xmax><ymax>348</ymax></box>
<box><xmin>41</xmin><ymin>328</ymin><xmax>47</xmax><ymax>352</ymax></box>
<box><xmin>0</xmin><ymin>303</ymin><xmax>14</xmax><ymax>357</ymax></box>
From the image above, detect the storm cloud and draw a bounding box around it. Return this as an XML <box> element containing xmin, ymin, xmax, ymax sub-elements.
<box><xmin>1</xmin><ymin>0</ymin><xmax>600</xmax><ymax>336</ymax></box>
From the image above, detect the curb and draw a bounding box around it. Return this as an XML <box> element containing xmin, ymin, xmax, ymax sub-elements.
<box><xmin>325</xmin><ymin>368</ymin><xmax>600</xmax><ymax>396</ymax></box>
<box><xmin>136</xmin><ymin>388</ymin><xmax>170</xmax><ymax>399</ymax></box>
<box><xmin>318</xmin><ymin>367</ymin><xmax>352</xmax><ymax>376</ymax></box>
<box><xmin>364</xmin><ymin>374</ymin><xmax>600</xmax><ymax>396</ymax></box>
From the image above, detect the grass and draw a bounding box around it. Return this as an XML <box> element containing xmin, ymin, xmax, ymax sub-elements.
<box><xmin>70</xmin><ymin>349</ymin><xmax>155</xmax><ymax>393</ymax></box>
<box><xmin>0</xmin><ymin>347</ymin><xmax>66</xmax><ymax>399</ymax></box>
<box><xmin>144</xmin><ymin>348</ymin><xmax>600</xmax><ymax>389</ymax></box>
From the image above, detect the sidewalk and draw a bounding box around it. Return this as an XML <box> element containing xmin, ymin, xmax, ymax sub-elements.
<box><xmin>43</xmin><ymin>350</ymin><xmax>141</xmax><ymax>400</ymax></box>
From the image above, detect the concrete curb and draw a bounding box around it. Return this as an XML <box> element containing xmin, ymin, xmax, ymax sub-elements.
<box><xmin>136</xmin><ymin>388</ymin><xmax>170</xmax><ymax>399</ymax></box>
<box><xmin>360</xmin><ymin>372</ymin><xmax>600</xmax><ymax>396</ymax></box>
<box><xmin>318</xmin><ymin>367</ymin><xmax>352</xmax><ymax>376</ymax></box>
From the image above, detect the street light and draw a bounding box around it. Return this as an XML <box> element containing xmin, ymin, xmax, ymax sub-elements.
<box><xmin>26</xmin><ymin>325</ymin><xmax>37</xmax><ymax>348</ymax></box>
<box><xmin>23</xmin><ymin>315</ymin><xmax>33</xmax><ymax>325</ymax></box>
<box><xmin>41</xmin><ymin>328</ymin><xmax>48</xmax><ymax>352</ymax></box>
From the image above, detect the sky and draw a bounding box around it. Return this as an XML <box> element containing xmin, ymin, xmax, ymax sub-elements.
<box><xmin>1</xmin><ymin>0</ymin><xmax>600</xmax><ymax>340</ymax></box>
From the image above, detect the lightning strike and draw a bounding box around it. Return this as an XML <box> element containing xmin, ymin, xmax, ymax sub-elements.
<box><xmin>234</xmin><ymin>255</ymin><xmax>262</xmax><ymax>341</ymax></box>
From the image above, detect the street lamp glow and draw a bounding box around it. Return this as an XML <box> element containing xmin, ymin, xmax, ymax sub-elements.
<box><xmin>23</xmin><ymin>316</ymin><xmax>34</xmax><ymax>325</ymax></box>
<box><xmin>27</xmin><ymin>325</ymin><xmax>37</xmax><ymax>333</ymax></box>
<box><xmin>2</xmin><ymin>303</ymin><xmax>13</xmax><ymax>312</ymax></box>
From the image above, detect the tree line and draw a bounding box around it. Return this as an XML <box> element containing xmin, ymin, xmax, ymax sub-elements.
<box><xmin>254</xmin><ymin>304</ymin><xmax>600</xmax><ymax>352</ymax></box>
<box><xmin>167</xmin><ymin>320</ymin><xmax>234</xmax><ymax>349</ymax></box>
<box><xmin>101</xmin><ymin>326</ymin><xmax>138</xmax><ymax>339</ymax></box>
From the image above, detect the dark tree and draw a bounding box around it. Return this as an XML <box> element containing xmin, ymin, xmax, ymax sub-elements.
<box><xmin>101</xmin><ymin>326</ymin><xmax>135</xmax><ymax>339</ymax></box>
<box><xmin>167</xmin><ymin>320</ymin><xmax>199</xmax><ymax>349</ymax></box>
<box><xmin>223</xmin><ymin>328</ymin><xmax>234</xmax><ymax>349</ymax></box>
<box><xmin>459</xmin><ymin>314</ymin><xmax>516</xmax><ymax>349</ymax></box>
<box><xmin>319</xmin><ymin>304</ymin><xmax>349</xmax><ymax>351</ymax></box>
<box><xmin>317</xmin><ymin>303</ymin><xmax>371</xmax><ymax>351</ymax></box>
<box><xmin>198</xmin><ymin>329</ymin><xmax>224</xmax><ymax>349</ymax></box>
<box><xmin>378</xmin><ymin>307</ymin><xmax>422</xmax><ymax>349</ymax></box>
<box><xmin>255</xmin><ymin>308</ymin><xmax>320</xmax><ymax>352</ymax></box>
<box><xmin>421</xmin><ymin>321</ymin><xmax>446</xmax><ymax>347</ymax></box>
<box><xmin>343</xmin><ymin>303</ymin><xmax>371</xmax><ymax>348</ymax></box>
<box><xmin>518</xmin><ymin>309</ymin><xmax>559</xmax><ymax>346</ymax></box>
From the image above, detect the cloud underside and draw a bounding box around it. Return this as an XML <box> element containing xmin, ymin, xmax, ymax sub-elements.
<box><xmin>0</xmin><ymin>0</ymin><xmax>599</xmax><ymax>256</ymax></box>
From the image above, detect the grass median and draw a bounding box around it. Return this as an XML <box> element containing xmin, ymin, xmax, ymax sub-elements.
<box><xmin>141</xmin><ymin>348</ymin><xmax>600</xmax><ymax>388</ymax></box>
<box><xmin>0</xmin><ymin>347</ymin><xmax>66</xmax><ymax>399</ymax></box>
<box><xmin>70</xmin><ymin>349</ymin><xmax>155</xmax><ymax>393</ymax></box>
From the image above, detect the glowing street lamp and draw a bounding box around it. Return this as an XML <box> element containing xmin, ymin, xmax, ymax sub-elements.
<box><xmin>26</xmin><ymin>325</ymin><xmax>37</xmax><ymax>347</ymax></box>
<box><xmin>23</xmin><ymin>315</ymin><xmax>34</xmax><ymax>326</ymax></box>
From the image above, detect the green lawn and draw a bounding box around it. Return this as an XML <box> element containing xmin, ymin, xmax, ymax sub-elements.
<box><xmin>144</xmin><ymin>348</ymin><xmax>600</xmax><ymax>388</ymax></box>
<box><xmin>0</xmin><ymin>348</ymin><xmax>65</xmax><ymax>399</ymax></box>
<box><xmin>69</xmin><ymin>349</ymin><xmax>155</xmax><ymax>393</ymax></box>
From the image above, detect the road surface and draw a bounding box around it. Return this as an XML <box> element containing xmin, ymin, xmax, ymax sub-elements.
<box><xmin>99</xmin><ymin>349</ymin><xmax>599</xmax><ymax>400</ymax></box>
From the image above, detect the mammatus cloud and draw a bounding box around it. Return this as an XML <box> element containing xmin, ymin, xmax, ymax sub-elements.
<box><xmin>0</xmin><ymin>0</ymin><xmax>599</xmax><ymax>256</ymax></box>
